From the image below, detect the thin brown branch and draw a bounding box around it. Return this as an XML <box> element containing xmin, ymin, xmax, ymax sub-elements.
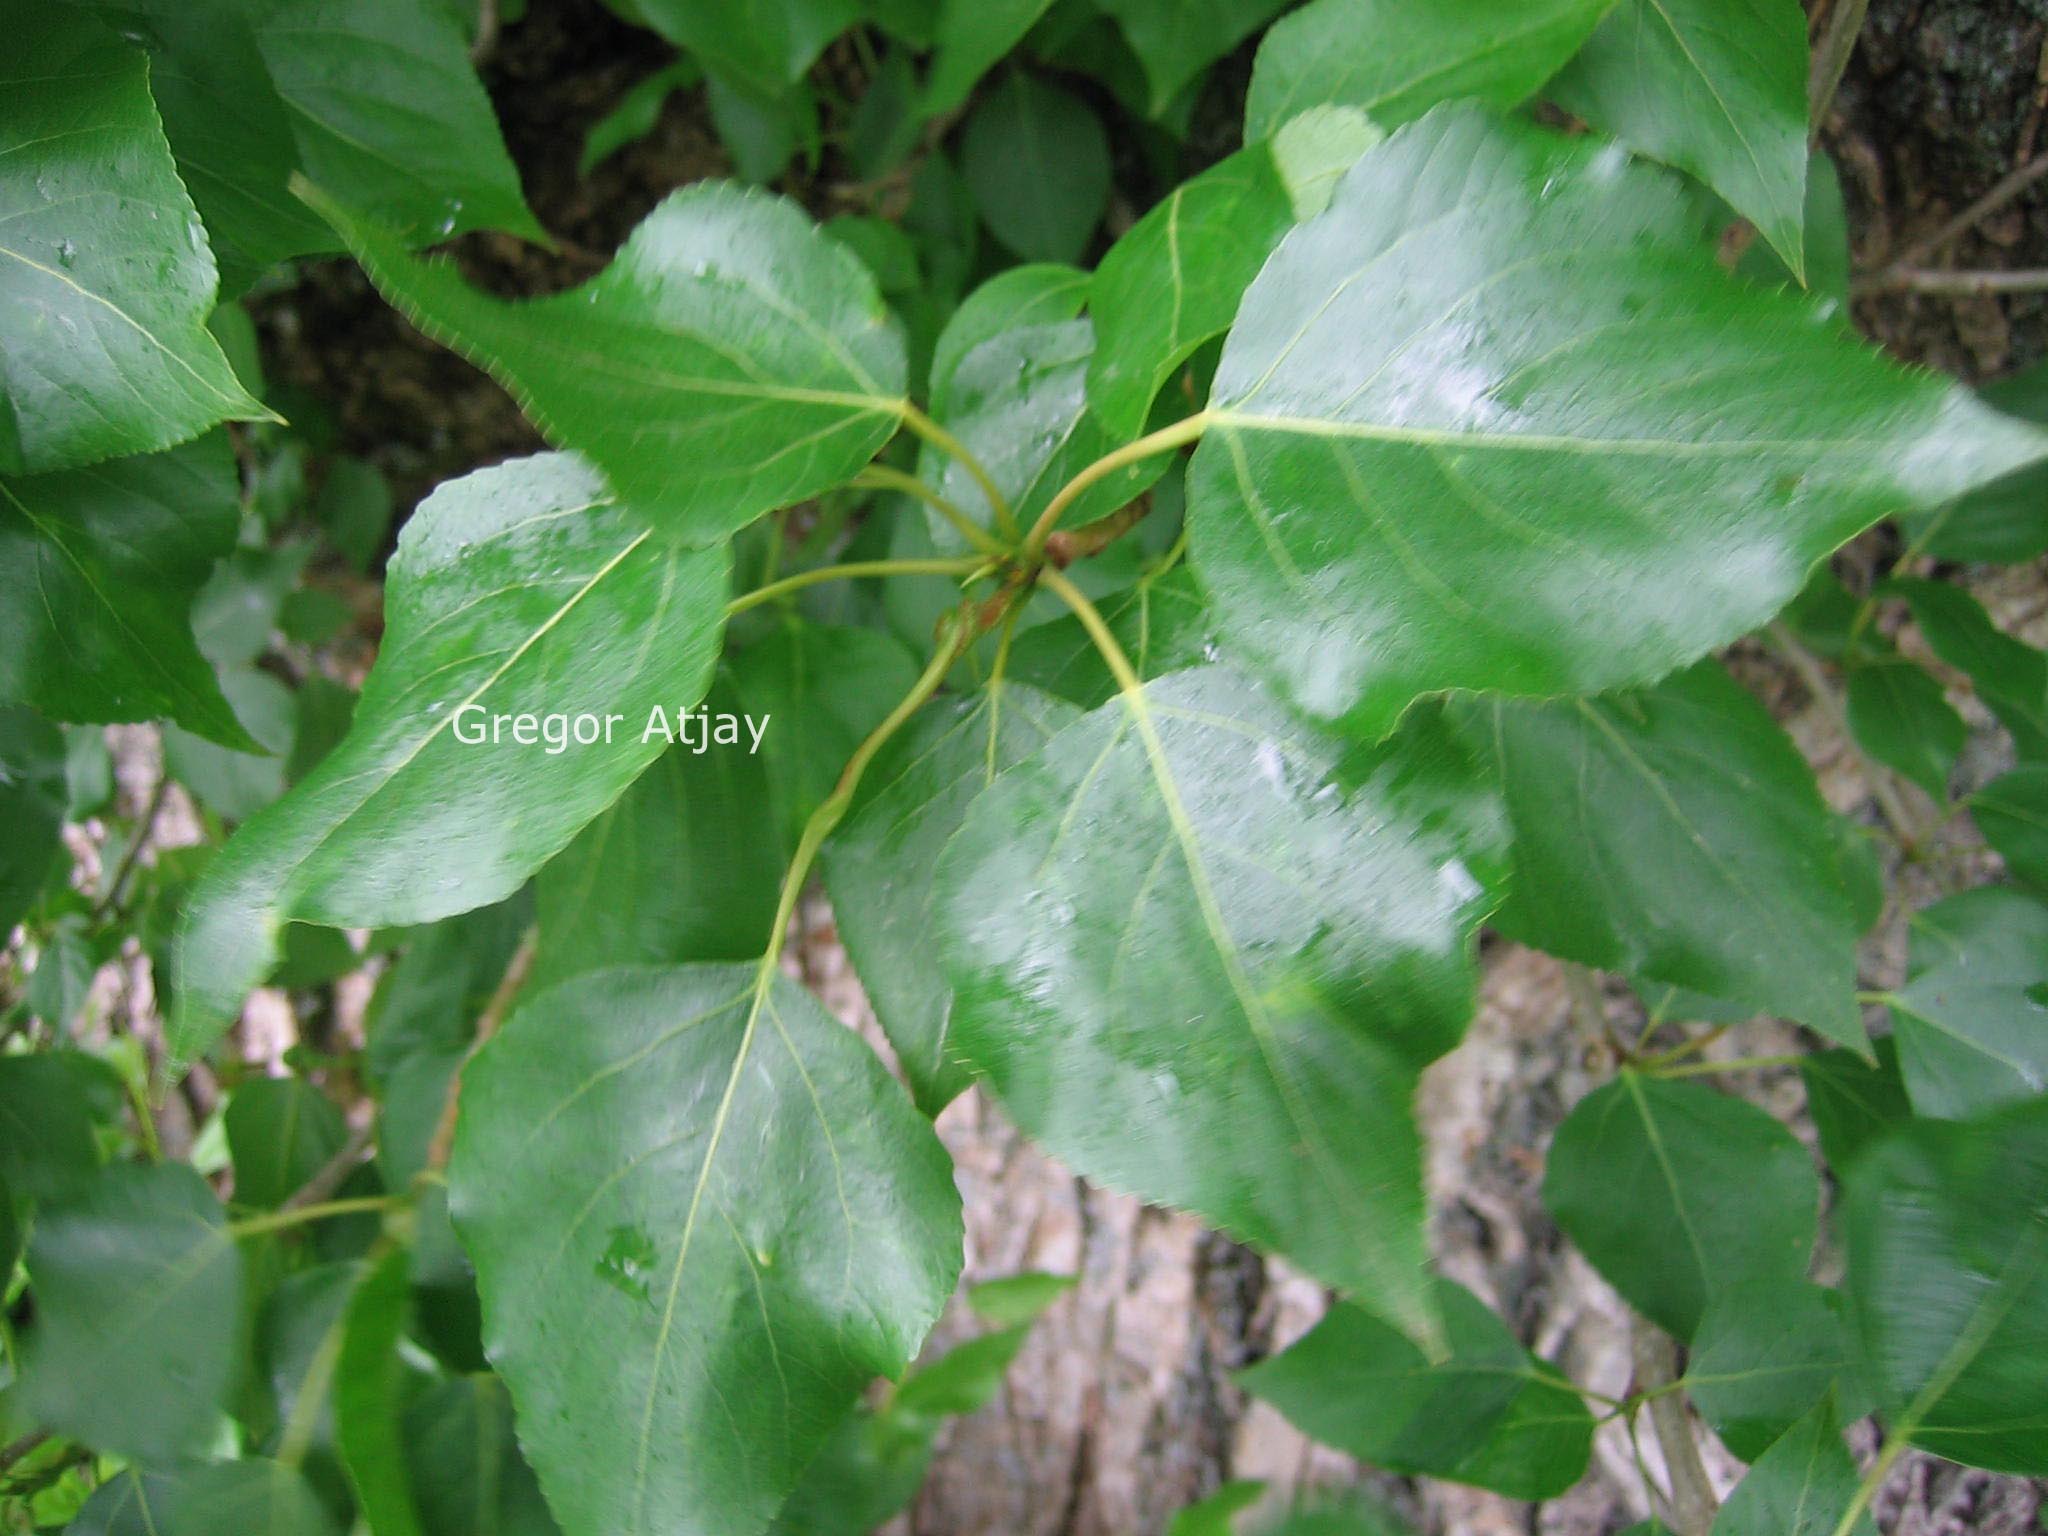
<box><xmin>1043</xmin><ymin>492</ymin><xmax>1153</xmax><ymax>568</ymax></box>
<box><xmin>1853</xmin><ymin>266</ymin><xmax>2048</xmax><ymax>298</ymax></box>
<box><xmin>1879</xmin><ymin>149</ymin><xmax>2048</xmax><ymax>272</ymax></box>
<box><xmin>0</xmin><ymin>1432</ymin><xmax>51</xmax><ymax>1476</ymax></box>
<box><xmin>90</xmin><ymin>772</ymin><xmax>170</xmax><ymax>920</ymax></box>
<box><xmin>1769</xmin><ymin>622</ymin><xmax>1928</xmax><ymax>850</ymax></box>
<box><xmin>280</xmin><ymin>1120</ymin><xmax>374</xmax><ymax>1212</ymax></box>
<box><xmin>1632</xmin><ymin>1320</ymin><xmax>1718</xmax><ymax>1536</ymax></box>
<box><xmin>422</xmin><ymin>926</ymin><xmax>539</xmax><ymax>1177</ymax></box>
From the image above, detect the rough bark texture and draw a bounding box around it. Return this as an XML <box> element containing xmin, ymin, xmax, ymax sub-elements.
<box><xmin>184</xmin><ymin>1</ymin><xmax>2048</xmax><ymax>1530</ymax></box>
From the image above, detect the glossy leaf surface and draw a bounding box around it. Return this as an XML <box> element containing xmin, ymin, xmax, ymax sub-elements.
<box><xmin>1007</xmin><ymin>566</ymin><xmax>1217</xmax><ymax>708</ymax></box>
<box><xmin>938</xmin><ymin>666</ymin><xmax>1502</xmax><ymax>1346</ymax></box>
<box><xmin>173</xmin><ymin>454</ymin><xmax>728</xmax><ymax>1066</ymax></box>
<box><xmin>1489</xmin><ymin>663</ymin><xmax>1865</xmax><ymax>1047</ymax></box>
<box><xmin>1087</xmin><ymin>114</ymin><xmax>1379</xmax><ymax>439</ymax></box>
<box><xmin>1240</xmin><ymin>1281</ymin><xmax>1593</xmax><ymax>1498</ymax></box>
<box><xmin>823</xmin><ymin>683</ymin><xmax>1082</xmax><ymax>1113</ymax></box>
<box><xmin>305</xmin><ymin>183</ymin><xmax>907</xmax><ymax>541</ymax></box>
<box><xmin>254</xmin><ymin>0</ymin><xmax>544</xmax><ymax>246</ymax></box>
<box><xmin>923</xmin><ymin>318</ymin><xmax>1167</xmax><ymax>542</ymax></box>
<box><xmin>0</xmin><ymin>9</ymin><xmax>266</xmax><ymax>473</ymax></box>
<box><xmin>1187</xmin><ymin>107</ymin><xmax>2048</xmax><ymax>741</ymax></box>
<box><xmin>1243</xmin><ymin>0</ymin><xmax>1611</xmax><ymax>142</ymax></box>
<box><xmin>449</xmin><ymin>964</ymin><xmax>962</xmax><ymax>1536</ymax></box>
<box><xmin>1543</xmin><ymin>1073</ymin><xmax>1817</xmax><ymax>1341</ymax></box>
<box><xmin>1842</xmin><ymin>1097</ymin><xmax>2048</xmax><ymax>1473</ymax></box>
<box><xmin>0</xmin><ymin>439</ymin><xmax>252</xmax><ymax>745</ymax></box>
<box><xmin>1553</xmin><ymin>0</ymin><xmax>1810</xmax><ymax>275</ymax></box>
<box><xmin>1086</xmin><ymin>147</ymin><xmax>1295</xmax><ymax>441</ymax></box>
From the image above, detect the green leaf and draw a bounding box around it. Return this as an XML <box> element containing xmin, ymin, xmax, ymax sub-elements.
<box><xmin>1842</xmin><ymin>1095</ymin><xmax>2048</xmax><ymax>1474</ymax></box>
<box><xmin>937</xmin><ymin>667</ymin><xmax>1503</xmax><ymax>1348</ymax></box>
<box><xmin>1553</xmin><ymin>0</ymin><xmax>1810</xmax><ymax>277</ymax></box>
<box><xmin>172</xmin><ymin>453</ymin><xmax>728</xmax><ymax>1069</ymax></box>
<box><xmin>1086</xmin><ymin>113</ymin><xmax>1382</xmax><ymax>441</ymax></box>
<box><xmin>253</xmin><ymin>1262</ymin><xmax>356</xmax><ymax>1457</ymax></box>
<box><xmin>1799</xmin><ymin>1037</ymin><xmax>1911</xmax><ymax>1173</ymax></box>
<box><xmin>580</xmin><ymin>59</ymin><xmax>702</xmax><ymax>176</ymax></box>
<box><xmin>163</xmin><ymin>1459</ymin><xmax>343</xmax><ymax>1536</ymax></box>
<box><xmin>922</xmin><ymin>0</ymin><xmax>1056</xmax><ymax>115</ymax></box>
<box><xmin>1487</xmin><ymin>663</ymin><xmax>1866</xmax><ymax>1049</ymax></box>
<box><xmin>1166</xmin><ymin>1481</ymin><xmax>1268</xmax><ymax>1536</ymax></box>
<box><xmin>774</xmin><ymin>1275</ymin><xmax>1066</xmax><ymax>1536</ymax></box>
<box><xmin>70</xmin><ymin>1462</ymin><xmax>339</xmax><ymax>1536</ymax></box>
<box><xmin>1687</xmin><ymin>1279</ymin><xmax>1861</xmax><ymax>1462</ymax></box>
<box><xmin>633</xmin><ymin>0</ymin><xmax>855</xmax><ymax>101</ymax></box>
<box><xmin>0</xmin><ymin>707</ymin><xmax>68</xmax><ymax>935</ymax></box>
<box><xmin>1542</xmin><ymin>1072</ymin><xmax>1817</xmax><ymax>1341</ymax></box>
<box><xmin>0</xmin><ymin>437</ymin><xmax>260</xmax><ymax>749</ymax></box>
<box><xmin>924</xmin><ymin>318</ymin><xmax>1167</xmax><ymax>543</ymax></box>
<box><xmin>823</xmin><ymin>683</ymin><xmax>1082</xmax><ymax>1113</ymax></box>
<box><xmin>0</xmin><ymin>9</ymin><xmax>268</xmax><ymax>474</ymax></box>
<box><xmin>1007</xmin><ymin>566</ymin><xmax>1215</xmax><ymax>708</ymax></box>
<box><xmin>1095</xmin><ymin>0</ymin><xmax>1288</xmax><ymax>114</ymax></box>
<box><xmin>253</xmin><ymin>0</ymin><xmax>543</xmax><ymax>245</ymax></box>
<box><xmin>1086</xmin><ymin>149</ymin><xmax>1293</xmax><ymax>442</ymax></box>
<box><xmin>1845</xmin><ymin>659</ymin><xmax>1965</xmax><ymax>803</ymax></box>
<box><xmin>966</xmin><ymin>1269</ymin><xmax>1074</xmax><ymax>1325</ymax></box>
<box><xmin>1709</xmin><ymin>1395</ymin><xmax>1872</xmax><ymax>1536</ymax></box>
<box><xmin>225</xmin><ymin>1076</ymin><xmax>349</xmax><ymax>1209</ymax></box>
<box><xmin>335</xmin><ymin>1247</ymin><xmax>429</xmax><ymax>1536</ymax></box>
<box><xmin>929</xmin><ymin>264</ymin><xmax>1088</xmax><ymax>409</ymax></box>
<box><xmin>705</xmin><ymin>75</ymin><xmax>816</xmax><ymax>186</ymax></box>
<box><xmin>86</xmin><ymin>0</ymin><xmax>331</xmax><ymax>293</ymax></box>
<box><xmin>1971</xmin><ymin>764</ymin><xmax>2048</xmax><ymax>889</ymax></box>
<box><xmin>1186</xmin><ymin>107</ymin><xmax>2048</xmax><ymax>742</ymax></box>
<box><xmin>728</xmin><ymin>621</ymin><xmax>920</xmax><ymax>849</ymax></box>
<box><xmin>29</xmin><ymin>920</ymin><xmax>96</xmax><ymax>1034</ymax></box>
<box><xmin>164</xmin><ymin>666</ymin><xmax>296</xmax><ymax>822</ymax></box>
<box><xmin>448</xmin><ymin>963</ymin><xmax>962</xmax><ymax>1536</ymax></box>
<box><xmin>316</xmin><ymin>456</ymin><xmax>394</xmax><ymax>573</ymax></box>
<box><xmin>302</xmin><ymin>183</ymin><xmax>908</xmax><ymax>542</ymax></box>
<box><xmin>1735</xmin><ymin>152</ymin><xmax>1851</xmax><ymax>305</ymax></box>
<box><xmin>766</xmin><ymin>1409</ymin><xmax>933</xmax><ymax>1536</ymax></box>
<box><xmin>1242</xmin><ymin>0</ymin><xmax>1612</xmax><ymax>142</ymax></box>
<box><xmin>534</xmin><ymin>688</ymin><xmax>782</xmax><ymax>987</ymax></box>
<box><xmin>1885</xmin><ymin>578</ymin><xmax>2048</xmax><ymax>761</ymax></box>
<box><xmin>1240</xmin><ymin>1281</ymin><xmax>1593</xmax><ymax>1499</ymax></box>
<box><xmin>1888</xmin><ymin>886</ymin><xmax>2048</xmax><ymax>1119</ymax></box>
<box><xmin>1902</xmin><ymin>362</ymin><xmax>2048</xmax><ymax>563</ymax></box>
<box><xmin>20</xmin><ymin>1163</ymin><xmax>241</xmax><ymax>1461</ymax></box>
<box><xmin>405</xmin><ymin>1374</ymin><xmax>562</xmax><ymax>1536</ymax></box>
<box><xmin>960</xmin><ymin>75</ymin><xmax>1110</xmax><ymax>264</ymax></box>
<box><xmin>0</xmin><ymin>1053</ymin><xmax>107</xmax><ymax>1205</ymax></box>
